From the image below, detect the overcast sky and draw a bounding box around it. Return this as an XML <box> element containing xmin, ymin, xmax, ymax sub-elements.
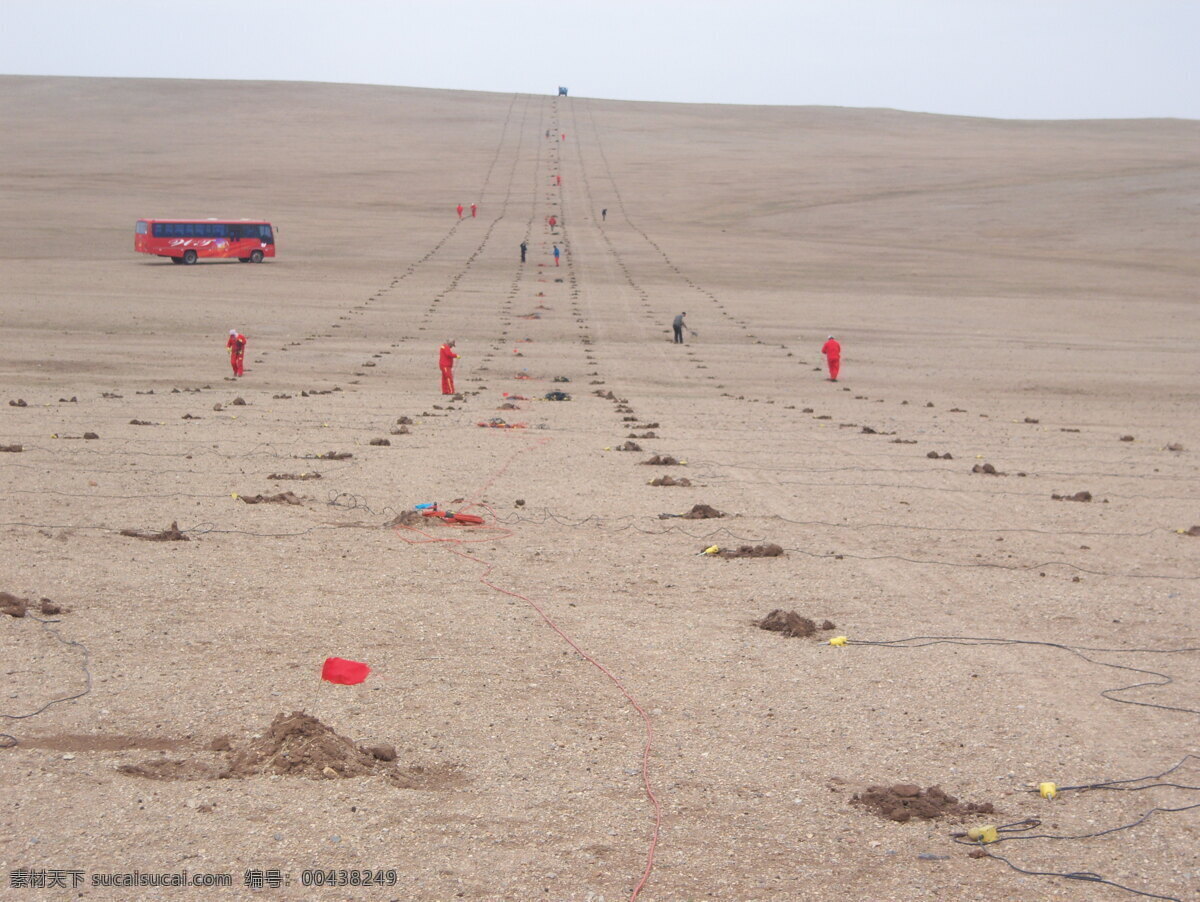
<box><xmin>2</xmin><ymin>0</ymin><xmax>1195</xmax><ymax>119</ymax></box>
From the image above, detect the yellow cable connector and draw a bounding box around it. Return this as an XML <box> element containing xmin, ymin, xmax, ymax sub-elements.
<box><xmin>829</xmin><ymin>636</ymin><xmax>848</xmax><ymax>646</ymax></box>
<box><xmin>967</xmin><ymin>825</ymin><xmax>999</xmax><ymax>844</ymax></box>
<box><xmin>701</xmin><ymin>545</ymin><xmax>720</xmax><ymax>555</ymax></box>
<box><xmin>1038</xmin><ymin>782</ymin><xmax>1058</xmax><ymax>800</ymax></box>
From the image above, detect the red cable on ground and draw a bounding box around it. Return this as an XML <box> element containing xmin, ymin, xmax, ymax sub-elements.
<box><xmin>393</xmin><ymin>438</ymin><xmax>662</xmax><ymax>900</ymax></box>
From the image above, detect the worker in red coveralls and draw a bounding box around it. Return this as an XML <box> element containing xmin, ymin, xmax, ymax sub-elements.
<box><xmin>439</xmin><ymin>340</ymin><xmax>459</xmax><ymax>395</ymax></box>
<box><xmin>821</xmin><ymin>335</ymin><xmax>841</xmax><ymax>382</ymax></box>
<box><xmin>556</xmin><ymin>174</ymin><xmax>562</xmax><ymax>186</ymax></box>
<box><xmin>548</xmin><ymin>215</ymin><xmax>557</xmax><ymax>230</ymax></box>
<box><xmin>456</xmin><ymin>203</ymin><xmax>463</xmax><ymax>219</ymax></box>
<box><xmin>226</xmin><ymin>329</ymin><xmax>246</xmax><ymax>377</ymax></box>
<box><xmin>470</xmin><ymin>202</ymin><xmax>477</xmax><ymax>218</ymax></box>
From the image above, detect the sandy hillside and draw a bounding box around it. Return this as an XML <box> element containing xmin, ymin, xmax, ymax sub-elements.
<box><xmin>0</xmin><ymin>75</ymin><xmax>1198</xmax><ymax>901</ymax></box>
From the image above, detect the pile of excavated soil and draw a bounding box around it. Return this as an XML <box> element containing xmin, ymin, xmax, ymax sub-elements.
<box><xmin>682</xmin><ymin>503</ymin><xmax>724</xmax><ymax>519</ymax></box>
<box><xmin>616</xmin><ymin>441</ymin><xmax>641</xmax><ymax>451</ymax></box>
<box><xmin>717</xmin><ymin>544</ymin><xmax>784</xmax><ymax>558</ymax></box>
<box><xmin>385</xmin><ymin>510</ymin><xmax>425</xmax><ymax>527</ymax></box>
<box><xmin>238</xmin><ymin>492</ymin><xmax>302</xmax><ymax>505</ymax></box>
<box><xmin>119</xmin><ymin>521</ymin><xmax>189</xmax><ymax>541</ymax></box>
<box><xmin>642</xmin><ymin>455</ymin><xmax>680</xmax><ymax>465</ymax></box>
<box><xmin>1052</xmin><ymin>491</ymin><xmax>1092</xmax><ymax>502</ymax></box>
<box><xmin>1</xmin><ymin>591</ymin><xmax>29</xmax><ymax>618</ymax></box>
<box><xmin>851</xmin><ymin>784</ymin><xmax>995</xmax><ymax>823</ymax></box>
<box><xmin>226</xmin><ymin>711</ymin><xmax>384</xmax><ymax>779</ymax></box>
<box><xmin>649</xmin><ymin>476</ymin><xmax>691</xmax><ymax>487</ymax></box>
<box><xmin>757</xmin><ymin>610</ymin><xmax>836</xmax><ymax>638</ymax></box>
<box><xmin>266</xmin><ymin>472</ymin><xmax>322</xmax><ymax>481</ymax></box>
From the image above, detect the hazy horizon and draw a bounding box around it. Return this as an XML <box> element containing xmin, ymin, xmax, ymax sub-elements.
<box><xmin>2</xmin><ymin>0</ymin><xmax>1196</xmax><ymax>121</ymax></box>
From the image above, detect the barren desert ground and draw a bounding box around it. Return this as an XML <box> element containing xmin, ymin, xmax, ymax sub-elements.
<box><xmin>1</xmin><ymin>76</ymin><xmax>1198</xmax><ymax>901</ymax></box>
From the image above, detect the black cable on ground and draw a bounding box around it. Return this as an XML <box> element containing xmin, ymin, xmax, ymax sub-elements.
<box><xmin>846</xmin><ymin>635</ymin><xmax>1200</xmax><ymax>715</ymax></box>
<box><xmin>0</xmin><ymin>614</ymin><xmax>93</xmax><ymax>749</ymax></box>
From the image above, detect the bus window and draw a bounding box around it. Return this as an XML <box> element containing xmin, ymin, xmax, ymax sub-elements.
<box><xmin>136</xmin><ymin>221</ymin><xmax>148</xmax><ymax>235</ymax></box>
<box><xmin>261</xmin><ymin>225</ymin><xmax>274</xmax><ymax>244</ymax></box>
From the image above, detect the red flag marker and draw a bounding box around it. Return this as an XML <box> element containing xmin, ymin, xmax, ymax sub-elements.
<box><xmin>321</xmin><ymin>657</ymin><xmax>371</xmax><ymax>685</ymax></box>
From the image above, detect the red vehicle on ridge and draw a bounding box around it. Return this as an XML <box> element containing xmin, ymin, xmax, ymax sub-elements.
<box><xmin>134</xmin><ymin>219</ymin><xmax>276</xmax><ymax>264</ymax></box>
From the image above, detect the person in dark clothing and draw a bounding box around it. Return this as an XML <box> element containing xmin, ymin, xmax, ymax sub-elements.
<box><xmin>520</xmin><ymin>241</ymin><xmax>527</xmax><ymax>263</ymax></box>
<box><xmin>601</xmin><ymin>208</ymin><xmax>607</xmax><ymax>221</ymax></box>
<box><xmin>672</xmin><ymin>312</ymin><xmax>687</xmax><ymax>344</ymax></box>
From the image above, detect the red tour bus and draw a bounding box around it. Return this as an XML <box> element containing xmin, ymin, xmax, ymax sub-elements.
<box><xmin>134</xmin><ymin>219</ymin><xmax>276</xmax><ymax>264</ymax></box>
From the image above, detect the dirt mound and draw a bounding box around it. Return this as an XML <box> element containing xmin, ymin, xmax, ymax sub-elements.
<box><xmin>129</xmin><ymin>419</ymin><xmax>154</xmax><ymax>426</ymax></box>
<box><xmin>718</xmin><ymin>544</ymin><xmax>784</xmax><ymax>558</ymax></box>
<box><xmin>0</xmin><ymin>444</ymin><xmax>23</xmax><ymax>452</ymax></box>
<box><xmin>238</xmin><ymin>492</ymin><xmax>302</xmax><ymax>505</ymax></box>
<box><xmin>313</xmin><ymin>451</ymin><xmax>352</xmax><ymax>460</ymax></box>
<box><xmin>616</xmin><ymin>441</ymin><xmax>642</xmax><ymax>452</ymax></box>
<box><xmin>9</xmin><ymin>399</ymin><xmax>27</xmax><ymax>407</ymax></box>
<box><xmin>1052</xmin><ymin>491</ymin><xmax>1092</xmax><ymax>502</ymax></box>
<box><xmin>384</xmin><ymin>510</ymin><xmax>424</xmax><ymax>527</ymax></box>
<box><xmin>369</xmin><ymin>438</ymin><xmax>391</xmax><ymax>446</ymax></box>
<box><xmin>267</xmin><ymin>472</ymin><xmax>321</xmax><ymax>481</ymax></box>
<box><xmin>851</xmin><ymin>784</ymin><xmax>994</xmax><ymax>823</ymax></box>
<box><xmin>649</xmin><ymin>476</ymin><xmax>692</xmax><ymax>487</ymax></box>
<box><xmin>643</xmin><ymin>455</ymin><xmax>680</xmax><ymax>465</ymax></box>
<box><xmin>39</xmin><ymin>598</ymin><xmax>67</xmax><ymax>615</ymax></box>
<box><xmin>226</xmin><ymin>711</ymin><xmax>382</xmax><ymax>779</ymax></box>
<box><xmin>757</xmin><ymin>610</ymin><xmax>835</xmax><ymax>638</ymax></box>
<box><xmin>1183</xmin><ymin>526</ymin><xmax>1200</xmax><ymax>537</ymax></box>
<box><xmin>682</xmin><ymin>503</ymin><xmax>724</xmax><ymax>519</ymax></box>
<box><xmin>926</xmin><ymin>451</ymin><xmax>952</xmax><ymax>459</ymax></box>
<box><xmin>120</xmin><ymin>521</ymin><xmax>189</xmax><ymax>541</ymax></box>
<box><xmin>1120</xmin><ymin>434</ymin><xmax>1135</xmax><ymax>442</ymax></box>
<box><xmin>971</xmin><ymin>463</ymin><xmax>1004</xmax><ymax>475</ymax></box>
<box><xmin>1</xmin><ymin>592</ymin><xmax>29</xmax><ymax>618</ymax></box>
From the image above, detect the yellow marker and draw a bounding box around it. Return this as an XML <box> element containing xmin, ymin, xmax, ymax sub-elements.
<box><xmin>701</xmin><ymin>545</ymin><xmax>720</xmax><ymax>555</ymax></box>
<box><xmin>603</xmin><ymin>446</ymin><xmax>611</xmax><ymax>451</ymax></box>
<box><xmin>680</xmin><ymin>460</ymin><xmax>688</xmax><ymax>465</ymax></box>
<box><xmin>829</xmin><ymin>636</ymin><xmax>848</xmax><ymax>646</ymax></box>
<box><xmin>975</xmin><ymin>454</ymin><xmax>983</xmax><ymax>459</ymax></box>
<box><xmin>967</xmin><ymin>825</ymin><xmax>999</xmax><ymax>843</ymax></box>
<box><xmin>1039</xmin><ymin>782</ymin><xmax>1058</xmax><ymax>800</ymax></box>
<box><xmin>231</xmin><ymin>493</ymin><xmax>239</xmax><ymax>499</ymax></box>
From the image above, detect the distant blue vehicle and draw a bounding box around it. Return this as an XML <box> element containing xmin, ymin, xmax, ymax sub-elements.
<box><xmin>558</xmin><ymin>86</ymin><xmax>568</xmax><ymax>96</ymax></box>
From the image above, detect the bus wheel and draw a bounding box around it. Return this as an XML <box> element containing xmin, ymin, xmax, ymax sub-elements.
<box><xmin>170</xmin><ymin>257</ymin><xmax>184</xmax><ymax>264</ymax></box>
<box><xmin>250</xmin><ymin>250</ymin><xmax>264</xmax><ymax>264</ymax></box>
<box><xmin>182</xmin><ymin>250</ymin><xmax>198</xmax><ymax>265</ymax></box>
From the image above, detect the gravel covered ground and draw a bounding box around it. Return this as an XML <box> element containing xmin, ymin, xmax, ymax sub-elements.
<box><xmin>1</xmin><ymin>76</ymin><xmax>1197</xmax><ymax>901</ymax></box>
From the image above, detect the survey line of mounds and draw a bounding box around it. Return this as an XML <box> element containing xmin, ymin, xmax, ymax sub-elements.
<box><xmin>3</xmin><ymin>99</ymin><xmax>1198</xmax><ymax>902</ymax></box>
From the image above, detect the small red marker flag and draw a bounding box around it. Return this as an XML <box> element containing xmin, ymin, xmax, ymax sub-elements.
<box><xmin>321</xmin><ymin>657</ymin><xmax>371</xmax><ymax>685</ymax></box>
